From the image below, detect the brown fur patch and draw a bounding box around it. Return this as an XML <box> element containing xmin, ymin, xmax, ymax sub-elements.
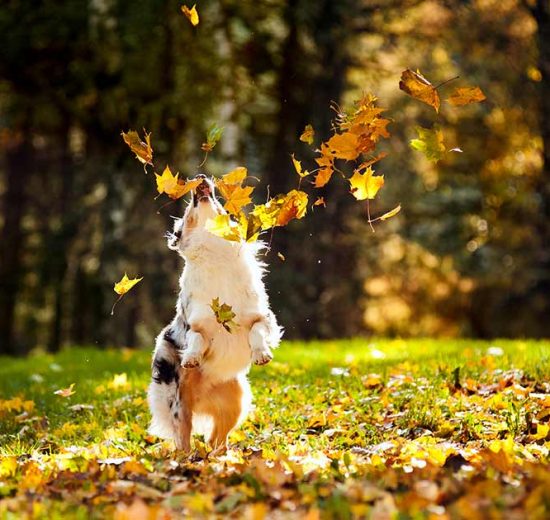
<box><xmin>175</xmin><ymin>368</ymin><xmax>243</xmax><ymax>453</ymax></box>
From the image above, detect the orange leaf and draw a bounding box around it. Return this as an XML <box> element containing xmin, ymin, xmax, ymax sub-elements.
<box><xmin>447</xmin><ymin>86</ymin><xmax>486</xmax><ymax>106</ymax></box>
<box><xmin>326</xmin><ymin>132</ymin><xmax>360</xmax><ymax>161</ymax></box>
<box><xmin>399</xmin><ymin>69</ymin><xmax>440</xmax><ymax>112</ymax></box>
<box><xmin>121</xmin><ymin>130</ymin><xmax>153</xmax><ymax>166</ymax></box>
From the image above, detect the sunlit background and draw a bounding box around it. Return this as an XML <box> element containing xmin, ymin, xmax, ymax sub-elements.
<box><xmin>1</xmin><ymin>0</ymin><xmax>548</xmax><ymax>355</ymax></box>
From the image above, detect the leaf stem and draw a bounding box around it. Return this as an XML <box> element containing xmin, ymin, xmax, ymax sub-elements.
<box><xmin>434</xmin><ymin>75</ymin><xmax>460</xmax><ymax>90</ymax></box>
<box><xmin>111</xmin><ymin>294</ymin><xmax>124</xmax><ymax>316</ymax></box>
<box><xmin>366</xmin><ymin>199</ymin><xmax>375</xmax><ymax>233</ymax></box>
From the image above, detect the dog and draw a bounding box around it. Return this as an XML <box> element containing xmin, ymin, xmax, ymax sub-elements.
<box><xmin>147</xmin><ymin>174</ymin><xmax>282</xmax><ymax>452</ymax></box>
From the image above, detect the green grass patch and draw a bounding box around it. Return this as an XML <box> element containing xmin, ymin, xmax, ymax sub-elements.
<box><xmin>0</xmin><ymin>339</ymin><xmax>549</xmax><ymax>519</ymax></box>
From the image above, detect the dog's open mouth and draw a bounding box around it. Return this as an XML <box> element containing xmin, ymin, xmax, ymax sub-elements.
<box><xmin>196</xmin><ymin>181</ymin><xmax>211</xmax><ymax>200</ymax></box>
<box><xmin>192</xmin><ymin>176</ymin><xmax>214</xmax><ymax>206</ymax></box>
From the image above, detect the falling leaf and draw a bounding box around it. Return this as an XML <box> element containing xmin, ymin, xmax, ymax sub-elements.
<box><xmin>201</xmin><ymin>124</ymin><xmax>223</xmax><ymax>152</ymax></box>
<box><xmin>378</xmin><ymin>204</ymin><xmax>402</xmax><ymax>221</ymax></box>
<box><xmin>222</xmin><ymin>166</ymin><xmax>248</xmax><ymax>185</ymax></box>
<box><xmin>181</xmin><ymin>4</ymin><xmax>199</xmax><ymax>26</ymax></box>
<box><xmin>447</xmin><ymin>86</ymin><xmax>486</xmax><ymax>106</ymax></box>
<box><xmin>121</xmin><ymin>130</ymin><xmax>153</xmax><ymax>166</ymax></box>
<box><xmin>410</xmin><ymin>126</ymin><xmax>446</xmax><ymax>162</ymax></box>
<box><xmin>313</xmin><ymin>197</ymin><xmax>326</xmax><ymax>208</ymax></box>
<box><xmin>113</xmin><ymin>274</ymin><xmax>143</xmax><ymax>296</ymax></box>
<box><xmin>291</xmin><ymin>154</ymin><xmax>310</xmax><ymax>178</ymax></box>
<box><xmin>253</xmin><ymin>190</ymin><xmax>309</xmax><ymax>231</ymax></box>
<box><xmin>210</xmin><ymin>297</ymin><xmax>238</xmax><ymax>333</ymax></box>
<box><xmin>221</xmin><ymin>185</ymin><xmax>254</xmax><ymax>215</ymax></box>
<box><xmin>205</xmin><ymin>213</ymin><xmax>261</xmax><ymax>243</ymax></box>
<box><xmin>300</xmin><ymin>124</ymin><xmax>315</xmax><ymax>145</ymax></box>
<box><xmin>277</xmin><ymin>252</ymin><xmax>285</xmax><ymax>261</ymax></box>
<box><xmin>326</xmin><ymin>132</ymin><xmax>361</xmax><ymax>161</ymax></box>
<box><xmin>155</xmin><ymin>166</ymin><xmax>201</xmax><ymax>200</ymax></box>
<box><xmin>54</xmin><ymin>383</ymin><xmax>75</xmax><ymax>398</ymax></box>
<box><xmin>399</xmin><ymin>69</ymin><xmax>440</xmax><ymax>112</ymax></box>
<box><xmin>349</xmin><ymin>167</ymin><xmax>384</xmax><ymax>200</ymax></box>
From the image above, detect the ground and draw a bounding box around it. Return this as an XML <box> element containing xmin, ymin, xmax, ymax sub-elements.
<box><xmin>0</xmin><ymin>339</ymin><xmax>549</xmax><ymax>519</ymax></box>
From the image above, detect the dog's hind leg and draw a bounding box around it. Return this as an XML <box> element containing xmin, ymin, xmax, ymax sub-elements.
<box><xmin>206</xmin><ymin>378</ymin><xmax>246</xmax><ymax>454</ymax></box>
<box><xmin>147</xmin><ymin>326</ymin><xmax>183</xmax><ymax>441</ymax></box>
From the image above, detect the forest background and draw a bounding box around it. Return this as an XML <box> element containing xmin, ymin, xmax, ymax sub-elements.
<box><xmin>1</xmin><ymin>0</ymin><xmax>549</xmax><ymax>355</ymax></box>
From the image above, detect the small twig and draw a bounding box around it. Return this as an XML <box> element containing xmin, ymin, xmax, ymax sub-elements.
<box><xmin>366</xmin><ymin>199</ymin><xmax>375</xmax><ymax>233</ymax></box>
<box><xmin>111</xmin><ymin>295</ymin><xmax>124</xmax><ymax>316</ymax></box>
<box><xmin>198</xmin><ymin>151</ymin><xmax>209</xmax><ymax>167</ymax></box>
<box><xmin>157</xmin><ymin>198</ymin><xmax>177</xmax><ymax>214</ymax></box>
<box><xmin>434</xmin><ymin>75</ymin><xmax>460</xmax><ymax>90</ymax></box>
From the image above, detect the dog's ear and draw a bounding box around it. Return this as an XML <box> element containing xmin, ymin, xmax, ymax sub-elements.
<box><xmin>167</xmin><ymin>218</ymin><xmax>184</xmax><ymax>251</ymax></box>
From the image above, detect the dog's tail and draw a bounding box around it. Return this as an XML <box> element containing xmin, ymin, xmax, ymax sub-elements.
<box><xmin>147</xmin><ymin>328</ymin><xmax>182</xmax><ymax>440</ymax></box>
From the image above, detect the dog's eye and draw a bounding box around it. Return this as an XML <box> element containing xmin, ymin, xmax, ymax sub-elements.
<box><xmin>174</xmin><ymin>229</ymin><xmax>182</xmax><ymax>239</ymax></box>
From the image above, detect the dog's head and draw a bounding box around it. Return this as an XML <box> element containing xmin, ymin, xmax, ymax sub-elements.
<box><xmin>167</xmin><ymin>174</ymin><xmax>225</xmax><ymax>256</ymax></box>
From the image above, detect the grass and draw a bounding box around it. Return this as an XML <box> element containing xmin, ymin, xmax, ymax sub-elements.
<box><xmin>0</xmin><ymin>339</ymin><xmax>549</xmax><ymax>519</ymax></box>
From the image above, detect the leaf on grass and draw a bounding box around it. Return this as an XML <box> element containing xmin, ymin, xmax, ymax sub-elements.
<box><xmin>291</xmin><ymin>154</ymin><xmax>310</xmax><ymax>178</ymax></box>
<box><xmin>349</xmin><ymin>167</ymin><xmax>384</xmax><ymax>200</ymax></box>
<box><xmin>300</xmin><ymin>124</ymin><xmax>315</xmax><ymax>145</ymax></box>
<box><xmin>54</xmin><ymin>383</ymin><xmax>75</xmax><ymax>398</ymax></box>
<box><xmin>114</xmin><ymin>274</ymin><xmax>143</xmax><ymax>296</ymax></box>
<box><xmin>210</xmin><ymin>297</ymin><xmax>237</xmax><ymax>333</ymax></box>
<box><xmin>378</xmin><ymin>204</ymin><xmax>401</xmax><ymax>221</ymax></box>
<box><xmin>447</xmin><ymin>86</ymin><xmax>486</xmax><ymax>106</ymax></box>
<box><xmin>121</xmin><ymin>130</ymin><xmax>153</xmax><ymax>166</ymax></box>
<box><xmin>181</xmin><ymin>4</ymin><xmax>199</xmax><ymax>26</ymax></box>
<box><xmin>399</xmin><ymin>69</ymin><xmax>440</xmax><ymax>112</ymax></box>
<box><xmin>201</xmin><ymin>124</ymin><xmax>223</xmax><ymax>152</ymax></box>
<box><xmin>410</xmin><ymin>126</ymin><xmax>446</xmax><ymax>162</ymax></box>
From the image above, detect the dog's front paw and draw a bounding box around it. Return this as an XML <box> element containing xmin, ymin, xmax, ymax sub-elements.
<box><xmin>252</xmin><ymin>349</ymin><xmax>273</xmax><ymax>366</ymax></box>
<box><xmin>181</xmin><ymin>352</ymin><xmax>202</xmax><ymax>369</ymax></box>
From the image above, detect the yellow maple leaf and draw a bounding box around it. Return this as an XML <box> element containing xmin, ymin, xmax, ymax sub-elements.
<box><xmin>155</xmin><ymin>166</ymin><xmax>200</xmax><ymax>200</ymax></box>
<box><xmin>217</xmin><ymin>184</ymin><xmax>254</xmax><ymax>215</ymax></box>
<box><xmin>54</xmin><ymin>383</ymin><xmax>76</xmax><ymax>398</ymax></box>
<box><xmin>299</xmin><ymin>124</ymin><xmax>315</xmax><ymax>145</ymax></box>
<box><xmin>399</xmin><ymin>69</ymin><xmax>440</xmax><ymax>112</ymax></box>
<box><xmin>222</xmin><ymin>166</ymin><xmax>248</xmax><ymax>185</ymax></box>
<box><xmin>447</xmin><ymin>86</ymin><xmax>486</xmax><ymax>106</ymax></box>
<box><xmin>313</xmin><ymin>197</ymin><xmax>326</xmax><ymax>208</ymax></box>
<box><xmin>291</xmin><ymin>154</ymin><xmax>310</xmax><ymax>178</ymax></box>
<box><xmin>181</xmin><ymin>4</ymin><xmax>199</xmax><ymax>26</ymax></box>
<box><xmin>349</xmin><ymin>167</ymin><xmax>384</xmax><ymax>200</ymax></box>
<box><xmin>121</xmin><ymin>130</ymin><xmax>153</xmax><ymax>166</ymax></box>
<box><xmin>113</xmin><ymin>273</ymin><xmax>143</xmax><ymax>296</ymax></box>
<box><xmin>205</xmin><ymin>213</ymin><xmax>261</xmax><ymax>243</ymax></box>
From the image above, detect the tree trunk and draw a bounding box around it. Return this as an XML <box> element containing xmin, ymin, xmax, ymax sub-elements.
<box><xmin>0</xmin><ymin>135</ymin><xmax>32</xmax><ymax>355</ymax></box>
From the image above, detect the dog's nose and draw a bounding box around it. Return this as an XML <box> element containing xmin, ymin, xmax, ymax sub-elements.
<box><xmin>195</xmin><ymin>173</ymin><xmax>207</xmax><ymax>180</ymax></box>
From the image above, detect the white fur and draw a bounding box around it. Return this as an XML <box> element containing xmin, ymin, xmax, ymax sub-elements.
<box><xmin>148</xmin><ymin>180</ymin><xmax>282</xmax><ymax>444</ymax></box>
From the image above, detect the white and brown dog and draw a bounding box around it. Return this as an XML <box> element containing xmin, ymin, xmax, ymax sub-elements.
<box><xmin>148</xmin><ymin>175</ymin><xmax>282</xmax><ymax>452</ymax></box>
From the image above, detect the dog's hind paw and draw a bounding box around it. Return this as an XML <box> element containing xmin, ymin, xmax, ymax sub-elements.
<box><xmin>181</xmin><ymin>353</ymin><xmax>202</xmax><ymax>369</ymax></box>
<box><xmin>252</xmin><ymin>349</ymin><xmax>273</xmax><ymax>366</ymax></box>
